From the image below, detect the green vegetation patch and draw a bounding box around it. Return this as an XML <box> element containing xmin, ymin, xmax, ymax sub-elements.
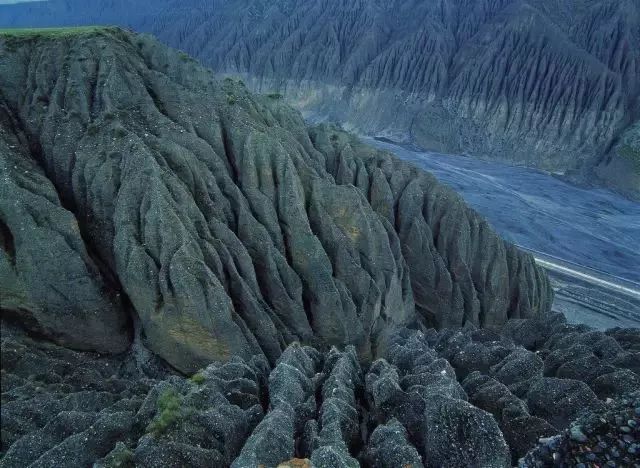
<box><xmin>103</xmin><ymin>442</ymin><xmax>134</xmax><ymax>468</ymax></box>
<box><xmin>0</xmin><ymin>27</ymin><xmax>120</xmax><ymax>52</ymax></box>
<box><xmin>0</xmin><ymin>26</ymin><xmax>116</xmax><ymax>38</ymax></box>
<box><xmin>146</xmin><ymin>388</ymin><xmax>183</xmax><ymax>436</ymax></box>
<box><xmin>189</xmin><ymin>371</ymin><xmax>206</xmax><ymax>385</ymax></box>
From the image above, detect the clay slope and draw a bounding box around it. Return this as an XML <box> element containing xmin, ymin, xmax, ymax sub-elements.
<box><xmin>1</xmin><ymin>0</ymin><xmax>637</xmax><ymax>197</ymax></box>
<box><xmin>0</xmin><ymin>28</ymin><xmax>551</xmax><ymax>374</ymax></box>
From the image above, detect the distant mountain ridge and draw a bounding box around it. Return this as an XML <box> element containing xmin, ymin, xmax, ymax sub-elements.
<box><xmin>1</xmin><ymin>0</ymin><xmax>638</xmax><ymax>198</ymax></box>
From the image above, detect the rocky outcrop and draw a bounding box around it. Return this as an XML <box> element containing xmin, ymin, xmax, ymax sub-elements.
<box><xmin>0</xmin><ymin>28</ymin><xmax>551</xmax><ymax>373</ymax></box>
<box><xmin>521</xmin><ymin>391</ymin><xmax>640</xmax><ymax>467</ymax></box>
<box><xmin>2</xmin><ymin>312</ymin><xmax>639</xmax><ymax>466</ymax></box>
<box><xmin>1</xmin><ymin>0</ymin><xmax>637</xmax><ymax>197</ymax></box>
<box><xmin>0</xmin><ymin>97</ymin><xmax>131</xmax><ymax>353</ymax></box>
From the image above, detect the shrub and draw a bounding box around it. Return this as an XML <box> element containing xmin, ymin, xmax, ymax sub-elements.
<box><xmin>190</xmin><ymin>372</ymin><xmax>205</xmax><ymax>385</ymax></box>
<box><xmin>146</xmin><ymin>388</ymin><xmax>182</xmax><ymax>436</ymax></box>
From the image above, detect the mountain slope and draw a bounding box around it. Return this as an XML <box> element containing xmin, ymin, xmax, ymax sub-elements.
<box><xmin>1</xmin><ymin>0</ymin><xmax>637</xmax><ymax>198</ymax></box>
<box><xmin>0</xmin><ymin>28</ymin><xmax>551</xmax><ymax>373</ymax></box>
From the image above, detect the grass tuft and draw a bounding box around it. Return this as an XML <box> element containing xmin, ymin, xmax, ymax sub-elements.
<box><xmin>103</xmin><ymin>442</ymin><xmax>134</xmax><ymax>468</ymax></box>
<box><xmin>0</xmin><ymin>26</ymin><xmax>116</xmax><ymax>39</ymax></box>
<box><xmin>146</xmin><ymin>388</ymin><xmax>183</xmax><ymax>436</ymax></box>
<box><xmin>189</xmin><ymin>372</ymin><xmax>206</xmax><ymax>385</ymax></box>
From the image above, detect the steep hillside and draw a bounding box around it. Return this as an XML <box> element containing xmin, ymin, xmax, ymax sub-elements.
<box><xmin>1</xmin><ymin>0</ymin><xmax>638</xmax><ymax>198</ymax></box>
<box><xmin>0</xmin><ymin>28</ymin><xmax>552</xmax><ymax>374</ymax></box>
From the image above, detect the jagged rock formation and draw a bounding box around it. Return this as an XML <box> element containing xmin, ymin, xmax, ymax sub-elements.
<box><xmin>0</xmin><ymin>28</ymin><xmax>551</xmax><ymax>374</ymax></box>
<box><xmin>2</xmin><ymin>312</ymin><xmax>639</xmax><ymax>467</ymax></box>
<box><xmin>521</xmin><ymin>391</ymin><xmax>640</xmax><ymax>467</ymax></box>
<box><xmin>1</xmin><ymin>0</ymin><xmax>638</xmax><ymax>198</ymax></box>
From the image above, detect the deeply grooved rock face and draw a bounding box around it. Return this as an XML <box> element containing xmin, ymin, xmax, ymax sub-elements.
<box><xmin>0</xmin><ymin>29</ymin><xmax>552</xmax><ymax>373</ymax></box>
<box><xmin>0</xmin><ymin>99</ymin><xmax>131</xmax><ymax>353</ymax></box>
<box><xmin>0</xmin><ymin>0</ymin><xmax>638</xmax><ymax>197</ymax></box>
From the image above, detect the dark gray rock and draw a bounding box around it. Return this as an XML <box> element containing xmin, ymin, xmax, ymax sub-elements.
<box><xmin>310</xmin><ymin>445</ymin><xmax>359</xmax><ymax>468</ymax></box>
<box><xmin>362</xmin><ymin>419</ymin><xmax>423</xmax><ymax>468</ymax></box>
<box><xmin>491</xmin><ymin>348</ymin><xmax>544</xmax><ymax>387</ymax></box>
<box><xmin>609</xmin><ymin>351</ymin><xmax>640</xmax><ymax>375</ymax></box>
<box><xmin>3</xmin><ymin>317</ymin><xmax>640</xmax><ymax>467</ymax></box>
<box><xmin>545</xmin><ymin>330</ymin><xmax>623</xmax><ymax>360</ymax></box>
<box><xmin>448</xmin><ymin>339</ymin><xmax>514</xmax><ymax>380</ymax></box>
<box><xmin>231</xmin><ymin>407</ymin><xmax>295</xmax><ymax>468</ymax></box>
<box><xmin>367</xmin><ymin>329</ymin><xmax>511</xmax><ymax>467</ymax></box>
<box><xmin>1</xmin><ymin>411</ymin><xmax>97</xmax><ymax>467</ymax></box>
<box><xmin>500</xmin><ymin>312</ymin><xmax>567</xmax><ymax>351</ymax></box>
<box><xmin>310</xmin><ymin>347</ymin><xmax>361</xmax><ymax>464</ymax></box>
<box><xmin>543</xmin><ymin>343</ymin><xmax>597</xmax><ymax>377</ymax></box>
<box><xmin>521</xmin><ymin>391</ymin><xmax>640</xmax><ymax>467</ymax></box>
<box><xmin>606</xmin><ymin>327</ymin><xmax>640</xmax><ymax>352</ymax></box>
<box><xmin>232</xmin><ymin>342</ymin><xmax>322</xmax><ymax>467</ymax></box>
<box><xmin>462</xmin><ymin>372</ymin><xmax>555</xmax><ymax>460</ymax></box>
<box><xmin>28</xmin><ymin>411</ymin><xmax>134</xmax><ymax>468</ymax></box>
<box><xmin>591</xmin><ymin>370</ymin><xmax>640</xmax><ymax>399</ymax></box>
<box><xmin>0</xmin><ymin>28</ymin><xmax>552</xmax><ymax>374</ymax></box>
<box><xmin>0</xmin><ymin>102</ymin><xmax>130</xmax><ymax>354</ymax></box>
<box><xmin>133</xmin><ymin>437</ymin><xmax>221</xmax><ymax>468</ymax></box>
<box><xmin>525</xmin><ymin>378</ymin><xmax>604</xmax><ymax>430</ymax></box>
<box><xmin>416</xmin><ymin>395</ymin><xmax>511</xmax><ymax>468</ymax></box>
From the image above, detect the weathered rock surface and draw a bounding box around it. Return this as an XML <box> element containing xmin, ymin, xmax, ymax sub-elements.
<box><xmin>3</xmin><ymin>310</ymin><xmax>639</xmax><ymax>467</ymax></box>
<box><xmin>0</xmin><ymin>101</ymin><xmax>131</xmax><ymax>353</ymax></box>
<box><xmin>2</xmin><ymin>0</ymin><xmax>638</xmax><ymax>197</ymax></box>
<box><xmin>0</xmin><ymin>29</ymin><xmax>551</xmax><ymax>373</ymax></box>
<box><xmin>521</xmin><ymin>391</ymin><xmax>640</xmax><ymax>467</ymax></box>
